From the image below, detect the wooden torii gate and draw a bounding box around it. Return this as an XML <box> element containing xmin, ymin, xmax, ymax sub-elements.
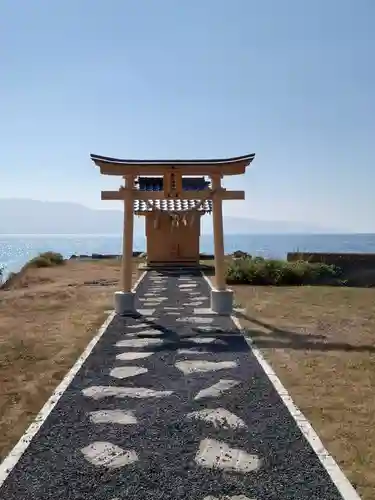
<box><xmin>91</xmin><ymin>153</ymin><xmax>255</xmax><ymax>315</ymax></box>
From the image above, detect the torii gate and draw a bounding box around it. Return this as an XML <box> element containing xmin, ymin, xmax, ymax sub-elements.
<box><xmin>90</xmin><ymin>153</ymin><xmax>255</xmax><ymax>315</ymax></box>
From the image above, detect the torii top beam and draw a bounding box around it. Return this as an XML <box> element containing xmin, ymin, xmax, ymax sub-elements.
<box><xmin>90</xmin><ymin>153</ymin><xmax>255</xmax><ymax>176</ymax></box>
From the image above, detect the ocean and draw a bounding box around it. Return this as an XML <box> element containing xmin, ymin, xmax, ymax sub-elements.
<box><xmin>1</xmin><ymin>233</ymin><xmax>375</xmax><ymax>280</ymax></box>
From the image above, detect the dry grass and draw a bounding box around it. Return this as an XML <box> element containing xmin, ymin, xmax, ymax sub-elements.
<box><xmin>232</xmin><ymin>284</ymin><xmax>375</xmax><ymax>500</ymax></box>
<box><xmin>0</xmin><ymin>258</ymin><xmax>142</xmax><ymax>461</ymax></box>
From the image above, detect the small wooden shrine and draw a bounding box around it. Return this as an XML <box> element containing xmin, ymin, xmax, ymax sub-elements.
<box><xmin>91</xmin><ymin>153</ymin><xmax>255</xmax><ymax>314</ymax></box>
<box><xmin>135</xmin><ymin>175</ymin><xmax>211</xmax><ymax>266</ymax></box>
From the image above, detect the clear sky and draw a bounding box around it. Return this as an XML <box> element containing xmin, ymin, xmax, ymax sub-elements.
<box><xmin>1</xmin><ymin>0</ymin><xmax>374</xmax><ymax>231</ymax></box>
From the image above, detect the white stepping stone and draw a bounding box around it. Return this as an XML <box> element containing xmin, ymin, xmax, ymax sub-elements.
<box><xmin>144</xmin><ymin>293</ymin><xmax>157</xmax><ymax>297</ymax></box>
<box><xmin>177</xmin><ymin>317</ymin><xmax>213</xmax><ymax>324</ymax></box>
<box><xmin>204</xmin><ymin>495</ymin><xmax>254</xmax><ymax>500</ymax></box>
<box><xmin>135</xmin><ymin>328</ymin><xmax>162</xmax><ymax>336</ymax></box>
<box><xmin>110</xmin><ymin>366</ymin><xmax>148</xmax><ymax>379</ymax></box>
<box><xmin>195</xmin><ymin>438</ymin><xmax>260</xmax><ymax>473</ymax></box>
<box><xmin>82</xmin><ymin>386</ymin><xmax>173</xmax><ymax>400</ymax></box>
<box><xmin>116</xmin><ymin>351</ymin><xmax>154</xmax><ymax>361</ymax></box>
<box><xmin>143</xmin><ymin>302</ymin><xmax>162</xmax><ymax>307</ymax></box>
<box><xmin>147</xmin><ymin>297</ymin><xmax>166</xmax><ymax>300</ymax></box>
<box><xmin>179</xmin><ymin>284</ymin><xmax>197</xmax><ymax>288</ymax></box>
<box><xmin>189</xmin><ymin>301</ymin><xmax>204</xmax><ymax>306</ymax></box>
<box><xmin>165</xmin><ymin>307</ymin><xmax>180</xmax><ymax>310</ymax></box>
<box><xmin>166</xmin><ymin>312</ymin><xmax>180</xmax><ymax>316</ymax></box>
<box><xmin>177</xmin><ymin>349</ymin><xmax>209</xmax><ymax>355</ymax></box>
<box><xmin>144</xmin><ymin>296</ymin><xmax>167</xmax><ymax>300</ymax></box>
<box><xmin>194</xmin><ymin>308</ymin><xmax>214</xmax><ymax>315</ymax></box>
<box><xmin>186</xmin><ymin>408</ymin><xmax>247</xmax><ymax>429</ymax></box>
<box><xmin>137</xmin><ymin>309</ymin><xmax>155</xmax><ymax>316</ymax></box>
<box><xmin>116</xmin><ymin>338</ymin><xmax>163</xmax><ymax>348</ymax></box>
<box><xmin>175</xmin><ymin>360</ymin><xmax>237</xmax><ymax>375</ymax></box>
<box><xmin>194</xmin><ymin>379</ymin><xmax>240</xmax><ymax>400</ymax></box>
<box><xmin>189</xmin><ymin>291</ymin><xmax>201</xmax><ymax>295</ymax></box>
<box><xmin>81</xmin><ymin>442</ymin><xmax>138</xmax><ymax>469</ymax></box>
<box><xmin>190</xmin><ymin>337</ymin><xmax>216</xmax><ymax>344</ymax></box>
<box><xmin>89</xmin><ymin>409</ymin><xmax>137</xmax><ymax>425</ymax></box>
<box><xmin>195</xmin><ymin>326</ymin><xmax>224</xmax><ymax>333</ymax></box>
<box><xmin>128</xmin><ymin>323</ymin><xmax>150</xmax><ymax>329</ymax></box>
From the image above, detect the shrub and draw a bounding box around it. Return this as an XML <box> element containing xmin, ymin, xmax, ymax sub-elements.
<box><xmin>226</xmin><ymin>258</ymin><xmax>341</xmax><ymax>286</ymax></box>
<box><xmin>232</xmin><ymin>250</ymin><xmax>251</xmax><ymax>259</ymax></box>
<box><xmin>39</xmin><ymin>251</ymin><xmax>64</xmax><ymax>265</ymax></box>
<box><xmin>28</xmin><ymin>256</ymin><xmax>53</xmax><ymax>268</ymax></box>
<box><xmin>27</xmin><ymin>251</ymin><xmax>65</xmax><ymax>268</ymax></box>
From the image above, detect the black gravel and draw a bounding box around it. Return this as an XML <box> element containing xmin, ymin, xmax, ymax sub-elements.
<box><xmin>0</xmin><ymin>270</ymin><xmax>345</xmax><ymax>500</ymax></box>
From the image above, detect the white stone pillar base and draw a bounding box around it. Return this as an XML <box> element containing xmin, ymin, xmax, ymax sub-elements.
<box><xmin>114</xmin><ymin>291</ymin><xmax>136</xmax><ymax>315</ymax></box>
<box><xmin>210</xmin><ymin>289</ymin><xmax>234</xmax><ymax>315</ymax></box>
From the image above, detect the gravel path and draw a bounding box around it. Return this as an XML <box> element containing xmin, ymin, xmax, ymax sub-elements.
<box><xmin>0</xmin><ymin>270</ymin><xmax>344</xmax><ymax>500</ymax></box>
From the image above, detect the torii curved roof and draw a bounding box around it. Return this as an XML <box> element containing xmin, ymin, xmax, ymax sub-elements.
<box><xmin>90</xmin><ymin>153</ymin><xmax>255</xmax><ymax>176</ymax></box>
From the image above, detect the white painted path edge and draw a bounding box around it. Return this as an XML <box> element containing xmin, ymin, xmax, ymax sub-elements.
<box><xmin>0</xmin><ymin>270</ymin><xmax>148</xmax><ymax>488</ymax></box>
<box><xmin>202</xmin><ymin>273</ymin><xmax>361</xmax><ymax>500</ymax></box>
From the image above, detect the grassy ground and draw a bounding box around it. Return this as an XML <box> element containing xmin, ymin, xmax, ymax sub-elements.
<box><xmin>0</xmin><ymin>258</ymin><xmax>142</xmax><ymax>461</ymax></box>
<box><xmin>232</xmin><ymin>284</ymin><xmax>375</xmax><ymax>500</ymax></box>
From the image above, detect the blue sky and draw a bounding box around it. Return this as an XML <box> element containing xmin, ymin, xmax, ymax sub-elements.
<box><xmin>1</xmin><ymin>0</ymin><xmax>374</xmax><ymax>231</ymax></box>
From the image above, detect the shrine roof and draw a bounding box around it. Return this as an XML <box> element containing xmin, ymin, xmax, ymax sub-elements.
<box><xmin>91</xmin><ymin>153</ymin><xmax>255</xmax><ymax>176</ymax></box>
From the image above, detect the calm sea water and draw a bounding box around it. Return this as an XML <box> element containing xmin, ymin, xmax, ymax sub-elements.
<box><xmin>1</xmin><ymin>233</ymin><xmax>375</xmax><ymax>280</ymax></box>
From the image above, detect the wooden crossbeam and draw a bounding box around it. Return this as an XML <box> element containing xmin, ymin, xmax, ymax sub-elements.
<box><xmin>101</xmin><ymin>189</ymin><xmax>245</xmax><ymax>201</ymax></box>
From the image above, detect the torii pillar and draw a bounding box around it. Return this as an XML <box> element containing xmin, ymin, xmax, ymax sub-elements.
<box><xmin>114</xmin><ymin>174</ymin><xmax>136</xmax><ymax>315</ymax></box>
<box><xmin>210</xmin><ymin>173</ymin><xmax>234</xmax><ymax>315</ymax></box>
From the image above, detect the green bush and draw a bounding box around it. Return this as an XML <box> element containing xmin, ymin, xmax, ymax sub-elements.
<box><xmin>40</xmin><ymin>251</ymin><xmax>64</xmax><ymax>265</ymax></box>
<box><xmin>27</xmin><ymin>251</ymin><xmax>65</xmax><ymax>268</ymax></box>
<box><xmin>226</xmin><ymin>258</ymin><xmax>341</xmax><ymax>286</ymax></box>
<box><xmin>232</xmin><ymin>250</ymin><xmax>251</xmax><ymax>259</ymax></box>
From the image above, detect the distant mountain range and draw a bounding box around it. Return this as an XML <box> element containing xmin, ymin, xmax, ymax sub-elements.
<box><xmin>0</xmin><ymin>198</ymin><xmax>340</xmax><ymax>235</ymax></box>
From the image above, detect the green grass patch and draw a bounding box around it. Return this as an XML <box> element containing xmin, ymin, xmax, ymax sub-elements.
<box><xmin>27</xmin><ymin>251</ymin><xmax>65</xmax><ymax>268</ymax></box>
<box><xmin>226</xmin><ymin>256</ymin><xmax>341</xmax><ymax>285</ymax></box>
